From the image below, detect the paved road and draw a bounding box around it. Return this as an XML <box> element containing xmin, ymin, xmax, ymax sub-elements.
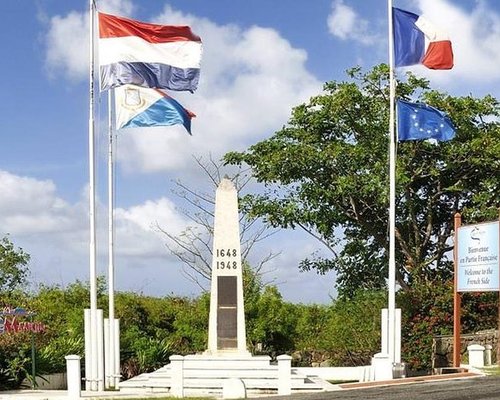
<box><xmin>271</xmin><ymin>375</ymin><xmax>500</xmax><ymax>400</ymax></box>
<box><xmin>1</xmin><ymin>375</ymin><xmax>499</xmax><ymax>400</ymax></box>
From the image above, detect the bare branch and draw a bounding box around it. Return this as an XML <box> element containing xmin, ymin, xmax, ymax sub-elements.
<box><xmin>157</xmin><ymin>155</ymin><xmax>279</xmax><ymax>287</ymax></box>
<box><xmin>296</xmin><ymin>222</ymin><xmax>338</xmax><ymax>257</ymax></box>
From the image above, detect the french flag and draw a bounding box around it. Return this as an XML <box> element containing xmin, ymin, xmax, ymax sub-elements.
<box><xmin>393</xmin><ymin>7</ymin><xmax>453</xmax><ymax>70</ymax></box>
<box><xmin>98</xmin><ymin>12</ymin><xmax>202</xmax><ymax>92</ymax></box>
<box><xmin>115</xmin><ymin>85</ymin><xmax>195</xmax><ymax>134</ymax></box>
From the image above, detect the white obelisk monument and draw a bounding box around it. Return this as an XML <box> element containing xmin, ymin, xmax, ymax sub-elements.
<box><xmin>120</xmin><ymin>178</ymin><xmax>335</xmax><ymax>394</ymax></box>
<box><xmin>207</xmin><ymin>178</ymin><xmax>249</xmax><ymax>355</ymax></box>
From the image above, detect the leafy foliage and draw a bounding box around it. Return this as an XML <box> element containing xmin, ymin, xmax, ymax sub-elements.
<box><xmin>225</xmin><ymin>64</ymin><xmax>500</xmax><ymax>297</ymax></box>
<box><xmin>247</xmin><ymin>286</ymin><xmax>297</xmax><ymax>355</ymax></box>
<box><xmin>399</xmin><ymin>277</ymin><xmax>498</xmax><ymax>371</ymax></box>
<box><xmin>36</xmin><ymin>337</ymin><xmax>84</xmax><ymax>374</ymax></box>
<box><xmin>0</xmin><ymin>236</ymin><xmax>30</xmax><ymax>293</ymax></box>
<box><xmin>1</xmin><ymin>274</ymin><xmax>499</xmax><ymax>385</ymax></box>
<box><xmin>0</xmin><ymin>348</ymin><xmax>32</xmax><ymax>390</ymax></box>
<box><xmin>326</xmin><ymin>290</ymin><xmax>385</xmax><ymax>365</ymax></box>
<box><xmin>290</xmin><ymin>290</ymin><xmax>385</xmax><ymax>366</ymax></box>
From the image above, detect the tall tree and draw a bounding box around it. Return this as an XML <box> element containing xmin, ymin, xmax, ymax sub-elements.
<box><xmin>0</xmin><ymin>236</ymin><xmax>30</xmax><ymax>293</ymax></box>
<box><xmin>225</xmin><ymin>65</ymin><xmax>500</xmax><ymax>298</ymax></box>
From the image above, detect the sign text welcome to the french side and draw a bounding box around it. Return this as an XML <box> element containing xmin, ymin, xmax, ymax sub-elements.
<box><xmin>457</xmin><ymin>221</ymin><xmax>500</xmax><ymax>292</ymax></box>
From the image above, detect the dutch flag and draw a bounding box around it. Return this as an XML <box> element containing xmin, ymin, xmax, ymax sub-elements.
<box><xmin>98</xmin><ymin>12</ymin><xmax>202</xmax><ymax>92</ymax></box>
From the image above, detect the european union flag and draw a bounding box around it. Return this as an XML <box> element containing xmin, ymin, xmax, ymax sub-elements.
<box><xmin>397</xmin><ymin>99</ymin><xmax>456</xmax><ymax>142</ymax></box>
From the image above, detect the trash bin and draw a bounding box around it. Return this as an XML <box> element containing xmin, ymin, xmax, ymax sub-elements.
<box><xmin>392</xmin><ymin>362</ymin><xmax>406</xmax><ymax>379</ymax></box>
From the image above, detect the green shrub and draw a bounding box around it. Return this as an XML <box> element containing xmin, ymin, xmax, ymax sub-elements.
<box><xmin>399</xmin><ymin>278</ymin><xmax>498</xmax><ymax>372</ymax></box>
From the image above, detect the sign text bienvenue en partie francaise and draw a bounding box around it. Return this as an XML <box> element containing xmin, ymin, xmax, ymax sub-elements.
<box><xmin>457</xmin><ymin>221</ymin><xmax>500</xmax><ymax>292</ymax></box>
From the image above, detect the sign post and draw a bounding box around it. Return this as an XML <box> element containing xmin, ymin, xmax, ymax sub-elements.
<box><xmin>0</xmin><ymin>307</ymin><xmax>46</xmax><ymax>388</ymax></box>
<box><xmin>454</xmin><ymin>217</ymin><xmax>500</xmax><ymax>367</ymax></box>
<box><xmin>453</xmin><ymin>213</ymin><xmax>462</xmax><ymax>367</ymax></box>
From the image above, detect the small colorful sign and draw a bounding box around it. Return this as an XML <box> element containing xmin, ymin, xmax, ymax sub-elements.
<box><xmin>0</xmin><ymin>306</ymin><xmax>46</xmax><ymax>334</ymax></box>
<box><xmin>457</xmin><ymin>221</ymin><xmax>500</xmax><ymax>292</ymax></box>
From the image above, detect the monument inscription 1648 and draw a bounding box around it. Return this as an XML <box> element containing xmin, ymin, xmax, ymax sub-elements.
<box><xmin>207</xmin><ymin>178</ymin><xmax>249</xmax><ymax>356</ymax></box>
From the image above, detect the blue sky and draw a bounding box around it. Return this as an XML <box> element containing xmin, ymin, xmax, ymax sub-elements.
<box><xmin>1</xmin><ymin>0</ymin><xmax>500</xmax><ymax>303</ymax></box>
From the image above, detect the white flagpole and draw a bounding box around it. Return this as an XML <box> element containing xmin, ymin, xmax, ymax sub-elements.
<box><xmin>88</xmin><ymin>0</ymin><xmax>98</xmax><ymax>390</ymax></box>
<box><xmin>387</xmin><ymin>0</ymin><xmax>398</xmax><ymax>364</ymax></box>
<box><xmin>107</xmin><ymin>90</ymin><xmax>116</xmax><ymax>388</ymax></box>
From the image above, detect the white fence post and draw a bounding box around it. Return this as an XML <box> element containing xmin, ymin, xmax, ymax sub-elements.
<box><xmin>467</xmin><ymin>344</ymin><xmax>485</xmax><ymax>368</ymax></box>
<box><xmin>381</xmin><ymin>309</ymin><xmax>388</xmax><ymax>354</ymax></box>
<box><xmin>277</xmin><ymin>354</ymin><xmax>292</xmax><ymax>395</ymax></box>
<box><xmin>170</xmin><ymin>355</ymin><xmax>184</xmax><ymax>397</ymax></box>
<box><xmin>83</xmin><ymin>310</ymin><xmax>91</xmax><ymax>391</ymax></box>
<box><xmin>395</xmin><ymin>308</ymin><xmax>401</xmax><ymax>363</ymax></box>
<box><xmin>65</xmin><ymin>355</ymin><xmax>81</xmax><ymax>399</ymax></box>
<box><xmin>371</xmin><ymin>353</ymin><xmax>392</xmax><ymax>381</ymax></box>
<box><xmin>104</xmin><ymin>318</ymin><xmax>110</xmax><ymax>389</ymax></box>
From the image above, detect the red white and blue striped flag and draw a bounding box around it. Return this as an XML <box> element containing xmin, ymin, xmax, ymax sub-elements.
<box><xmin>393</xmin><ymin>7</ymin><xmax>453</xmax><ymax>70</ymax></box>
<box><xmin>98</xmin><ymin>12</ymin><xmax>202</xmax><ymax>92</ymax></box>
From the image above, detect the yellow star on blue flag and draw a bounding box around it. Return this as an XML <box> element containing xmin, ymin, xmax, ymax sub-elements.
<box><xmin>397</xmin><ymin>99</ymin><xmax>455</xmax><ymax>141</ymax></box>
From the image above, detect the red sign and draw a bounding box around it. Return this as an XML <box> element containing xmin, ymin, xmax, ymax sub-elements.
<box><xmin>0</xmin><ymin>306</ymin><xmax>46</xmax><ymax>334</ymax></box>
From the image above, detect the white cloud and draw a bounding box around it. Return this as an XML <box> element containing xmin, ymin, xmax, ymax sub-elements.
<box><xmin>114</xmin><ymin>198</ymin><xmax>187</xmax><ymax>257</ymax></box>
<box><xmin>0</xmin><ymin>169</ymin><xmax>191</xmax><ymax>293</ymax></box>
<box><xmin>118</xmin><ymin>8</ymin><xmax>321</xmax><ymax>172</ymax></box>
<box><xmin>265</xmin><ymin>231</ymin><xmax>337</xmax><ymax>303</ymax></box>
<box><xmin>0</xmin><ymin>170</ymin><xmax>84</xmax><ymax>235</ymax></box>
<box><xmin>327</xmin><ymin>0</ymin><xmax>376</xmax><ymax>45</ymax></box>
<box><xmin>0</xmin><ymin>169</ymin><xmax>186</xmax><ymax>257</ymax></box>
<box><xmin>43</xmin><ymin>4</ymin><xmax>321</xmax><ymax>173</ymax></box>
<box><xmin>43</xmin><ymin>0</ymin><xmax>135</xmax><ymax>82</ymax></box>
<box><xmin>97</xmin><ymin>0</ymin><xmax>135</xmax><ymax>16</ymax></box>
<box><xmin>44</xmin><ymin>11</ymin><xmax>89</xmax><ymax>81</ymax></box>
<box><xmin>403</xmin><ymin>0</ymin><xmax>500</xmax><ymax>87</ymax></box>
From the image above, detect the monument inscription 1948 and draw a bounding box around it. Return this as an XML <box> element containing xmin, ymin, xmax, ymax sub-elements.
<box><xmin>207</xmin><ymin>178</ymin><xmax>249</xmax><ymax>355</ymax></box>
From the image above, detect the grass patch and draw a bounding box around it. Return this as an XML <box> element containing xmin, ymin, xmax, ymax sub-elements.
<box><xmin>480</xmin><ymin>365</ymin><xmax>500</xmax><ymax>376</ymax></box>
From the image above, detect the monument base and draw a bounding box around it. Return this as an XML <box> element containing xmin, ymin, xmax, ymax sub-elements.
<box><xmin>203</xmin><ymin>348</ymin><xmax>252</xmax><ymax>358</ymax></box>
<box><xmin>119</xmin><ymin>353</ymin><xmax>336</xmax><ymax>396</ymax></box>
<box><xmin>184</xmin><ymin>353</ymin><xmax>268</xmax><ymax>368</ymax></box>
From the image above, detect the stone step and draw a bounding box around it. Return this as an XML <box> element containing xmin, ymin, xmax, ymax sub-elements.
<box><xmin>120</xmin><ymin>365</ymin><xmax>314</xmax><ymax>383</ymax></box>
<box><xmin>171</xmin><ymin>368</ymin><xmax>306</xmax><ymax>378</ymax></box>
<box><xmin>181</xmin><ymin>354</ymin><xmax>272</xmax><ymax>369</ymax></box>
<box><xmin>118</xmin><ymin>356</ymin><xmax>335</xmax><ymax>395</ymax></box>
<box><xmin>120</xmin><ymin>373</ymin><xmax>316</xmax><ymax>388</ymax></box>
<box><xmin>122</xmin><ymin>377</ymin><xmax>325</xmax><ymax>389</ymax></box>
